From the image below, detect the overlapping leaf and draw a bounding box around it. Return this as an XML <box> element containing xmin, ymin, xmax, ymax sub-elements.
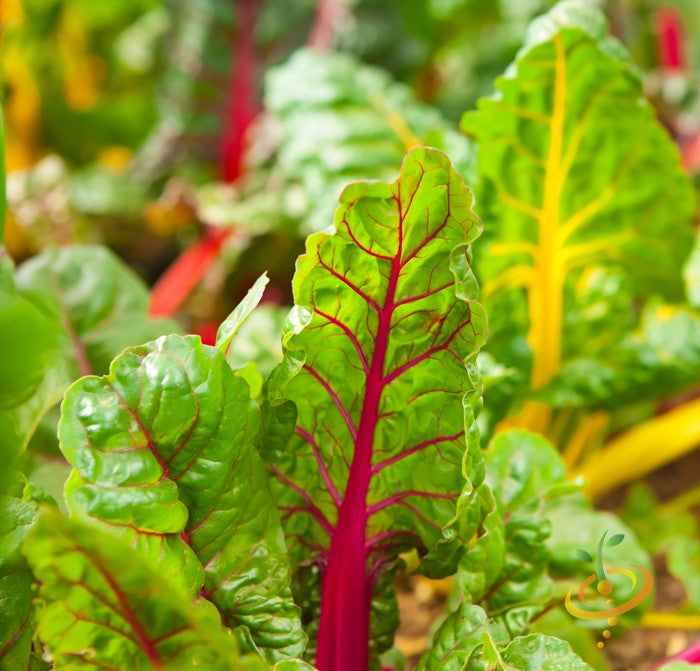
<box><xmin>262</xmin><ymin>49</ymin><xmax>475</xmax><ymax>234</ymax></box>
<box><xmin>60</xmin><ymin>334</ymin><xmax>305</xmax><ymax>662</ymax></box>
<box><xmin>23</xmin><ymin>511</ymin><xmax>247</xmax><ymax>670</ymax></box>
<box><xmin>1</xmin><ymin>245</ymin><xmax>178</xmax><ymax>468</ymax></box>
<box><xmin>463</xmin><ymin>0</ymin><xmax>696</xmax><ymax>418</ymax></box>
<box><xmin>267</xmin><ymin>147</ymin><xmax>486</xmax><ymax>661</ymax></box>
<box><xmin>416</xmin><ymin>603</ymin><xmax>508</xmax><ymax>671</ymax></box>
<box><xmin>467</xmin><ymin>633</ymin><xmax>593</xmax><ymax>671</ymax></box>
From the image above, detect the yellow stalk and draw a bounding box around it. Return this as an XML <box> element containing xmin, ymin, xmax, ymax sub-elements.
<box><xmin>641</xmin><ymin>612</ymin><xmax>700</xmax><ymax>630</ymax></box>
<box><xmin>370</xmin><ymin>94</ymin><xmax>421</xmax><ymax>151</ymax></box>
<box><xmin>528</xmin><ymin>33</ymin><xmax>567</xmax><ymax>391</ymax></box>
<box><xmin>660</xmin><ymin>482</ymin><xmax>700</xmax><ymax>514</ymax></box>
<box><xmin>562</xmin><ymin>411</ymin><xmax>609</xmax><ymax>470</ymax></box>
<box><xmin>572</xmin><ymin>398</ymin><xmax>700</xmax><ymax>498</ymax></box>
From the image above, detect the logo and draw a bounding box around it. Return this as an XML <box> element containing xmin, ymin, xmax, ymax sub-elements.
<box><xmin>564</xmin><ymin>532</ymin><xmax>654</xmax><ymax>648</ymax></box>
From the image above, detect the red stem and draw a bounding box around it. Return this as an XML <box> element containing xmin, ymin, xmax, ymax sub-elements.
<box><xmin>655</xmin><ymin>6</ymin><xmax>685</xmax><ymax>73</ymax></box>
<box><xmin>149</xmin><ymin>228</ymin><xmax>229</xmax><ymax>317</ymax></box>
<box><xmin>221</xmin><ymin>0</ymin><xmax>259</xmax><ymax>182</ymax></box>
<box><xmin>308</xmin><ymin>0</ymin><xmax>348</xmax><ymax>52</ymax></box>
<box><xmin>314</xmin><ymin>226</ymin><xmax>403</xmax><ymax>671</ymax></box>
<box><xmin>150</xmin><ymin>0</ymin><xmax>260</xmax><ymax>318</ymax></box>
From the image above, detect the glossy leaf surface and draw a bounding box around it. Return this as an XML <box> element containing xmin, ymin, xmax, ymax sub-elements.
<box><xmin>60</xmin><ymin>334</ymin><xmax>305</xmax><ymax>661</ymax></box>
<box><xmin>416</xmin><ymin>603</ymin><xmax>508</xmax><ymax>671</ymax></box>
<box><xmin>23</xmin><ymin>511</ymin><xmax>243</xmax><ymax>670</ymax></box>
<box><xmin>467</xmin><ymin>633</ymin><xmax>593</xmax><ymax>670</ymax></box>
<box><xmin>268</xmin><ymin>147</ymin><xmax>486</xmax><ymax>669</ymax></box>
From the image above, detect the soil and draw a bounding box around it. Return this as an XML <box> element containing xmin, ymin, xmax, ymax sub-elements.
<box><xmin>394</xmin><ymin>446</ymin><xmax>700</xmax><ymax>670</ymax></box>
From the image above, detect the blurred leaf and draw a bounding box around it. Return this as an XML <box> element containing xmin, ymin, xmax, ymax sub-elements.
<box><xmin>262</xmin><ymin>48</ymin><xmax>475</xmax><ymax>233</ymax></box>
<box><xmin>465</xmin><ymin>430</ymin><xmax>581</xmax><ymax>631</ymax></box>
<box><xmin>619</xmin><ymin>483</ymin><xmax>698</xmax><ymax>556</ymax></box>
<box><xmin>15</xmin><ymin>245</ymin><xmax>178</xmax><ymax>377</ymax></box>
<box><xmin>60</xmin><ymin>334</ymin><xmax>305</xmax><ymax>661</ymax></box>
<box><xmin>667</xmin><ymin>537</ymin><xmax>700</xmax><ymax>610</ymax></box>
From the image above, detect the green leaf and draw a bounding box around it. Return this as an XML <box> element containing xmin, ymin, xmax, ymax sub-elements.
<box><xmin>23</xmin><ymin>510</ymin><xmax>244</xmax><ymax>670</ymax></box>
<box><xmin>268</xmin><ymin>147</ymin><xmax>486</xmax><ymax>662</ymax></box>
<box><xmin>619</xmin><ymin>483</ymin><xmax>697</xmax><ymax>556</ymax></box>
<box><xmin>0</xmin><ymin>496</ymin><xmax>35</xmax><ymax>670</ymax></box>
<box><xmin>263</xmin><ymin>49</ymin><xmax>475</xmax><ymax>233</ymax></box>
<box><xmin>465</xmin><ymin>431</ymin><xmax>580</xmax><ymax>628</ymax></box>
<box><xmin>667</xmin><ymin>537</ymin><xmax>700</xmax><ymax>610</ymax></box>
<box><xmin>467</xmin><ymin>633</ymin><xmax>594</xmax><ymax>670</ymax></box>
<box><xmin>0</xmin><ymin>257</ymin><xmax>61</xmax><ymax>490</ymax></box>
<box><xmin>60</xmin><ymin>334</ymin><xmax>305</xmax><ymax>662</ymax></box>
<box><xmin>463</xmin><ymin>0</ymin><xmax>696</xmax><ymax>407</ymax></box>
<box><xmin>1</xmin><ymin>246</ymin><xmax>179</xmax><ymax>467</ymax></box>
<box><xmin>416</xmin><ymin>603</ymin><xmax>508</xmax><ymax>671</ymax></box>
<box><xmin>15</xmin><ymin>245</ymin><xmax>178</xmax><ymax>377</ymax></box>
<box><xmin>216</xmin><ymin>272</ymin><xmax>269</xmax><ymax>355</ymax></box>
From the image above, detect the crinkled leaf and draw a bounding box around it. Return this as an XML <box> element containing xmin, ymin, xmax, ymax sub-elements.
<box><xmin>467</xmin><ymin>633</ymin><xmax>593</xmax><ymax>671</ymax></box>
<box><xmin>262</xmin><ymin>49</ymin><xmax>476</xmax><ymax>233</ymax></box>
<box><xmin>23</xmin><ymin>511</ymin><xmax>243</xmax><ymax>670</ymax></box>
<box><xmin>463</xmin><ymin>0</ymin><xmax>695</xmax><ymax>410</ymax></box>
<box><xmin>0</xmin><ymin>496</ymin><xmax>35</xmax><ymax>670</ymax></box>
<box><xmin>462</xmin><ymin>431</ymin><xmax>580</xmax><ymax>629</ymax></box>
<box><xmin>268</xmin><ymin>147</ymin><xmax>486</xmax><ymax>664</ymax></box>
<box><xmin>416</xmin><ymin>603</ymin><xmax>508</xmax><ymax>671</ymax></box>
<box><xmin>60</xmin><ymin>334</ymin><xmax>305</xmax><ymax>662</ymax></box>
<box><xmin>216</xmin><ymin>272</ymin><xmax>269</xmax><ymax>355</ymax></box>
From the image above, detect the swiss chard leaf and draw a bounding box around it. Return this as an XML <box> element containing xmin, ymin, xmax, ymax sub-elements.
<box><xmin>267</xmin><ymin>147</ymin><xmax>487</xmax><ymax>667</ymax></box>
<box><xmin>59</xmin><ymin>334</ymin><xmax>305</xmax><ymax>662</ymax></box>
<box><xmin>463</xmin><ymin>0</ymin><xmax>695</xmax><ymax>423</ymax></box>
<box><xmin>262</xmin><ymin>49</ymin><xmax>476</xmax><ymax>234</ymax></box>
<box><xmin>23</xmin><ymin>510</ymin><xmax>246</xmax><ymax>670</ymax></box>
<box><xmin>464</xmin><ymin>431</ymin><xmax>580</xmax><ymax>634</ymax></box>
<box><xmin>467</xmin><ymin>633</ymin><xmax>593</xmax><ymax>671</ymax></box>
<box><xmin>0</xmin><ymin>496</ymin><xmax>35</xmax><ymax>670</ymax></box>
<box><xmin>1</xmin><ymin>245</ymin><xmax>178</xmax><ymax>470</ymax></box>
<box><xmin>15</xmin><ymin>245</ymin><xmax>178</xmax><ymax>378</ymax></box>
<box><xmin>416</xmin><ymin>603</ymin><xmax>508</xmax><ymax>671</ymax></box>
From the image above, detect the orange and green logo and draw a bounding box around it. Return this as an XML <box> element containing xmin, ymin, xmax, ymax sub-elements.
<box><xmin>565</xmin><ymin>532</ymin><xmax>654</xmax><ymax>647</ymax></box>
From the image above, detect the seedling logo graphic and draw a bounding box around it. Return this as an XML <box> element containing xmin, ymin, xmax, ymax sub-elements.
<box><xmin>565</xmin><ymin>532</ymin><xmax>654</xmax><ymax>647</ymax></box>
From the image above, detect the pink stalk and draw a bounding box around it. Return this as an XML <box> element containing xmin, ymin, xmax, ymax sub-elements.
<box><xmin>314</xmin><ymin>245</ymin><xmax>402</xmax><ymax>671</ymax></box>
<box><xmin>149</xmin><ymin>0</ymin><xmax>259</xmax><ymax>318</ymax></box>
<box><xmin>149</xmin><ymin>228</ymin><xmax>229</xmax><ymax>317</ymax></box>
<box><xmin>648</xmin><ymin>638</ymin><xmax>700</xmax><ymax>669</ymax></box>
<box><xmin>655</xmin><ymin>6</ymin><xmax>685</xmax><ymax>73</ymax></box>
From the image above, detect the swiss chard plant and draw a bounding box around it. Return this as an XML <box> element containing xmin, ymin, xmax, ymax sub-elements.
<box><xmin>4</xmin><ymin>1</ymin><xmax>700</xmax><ymax>670</ymax></box>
